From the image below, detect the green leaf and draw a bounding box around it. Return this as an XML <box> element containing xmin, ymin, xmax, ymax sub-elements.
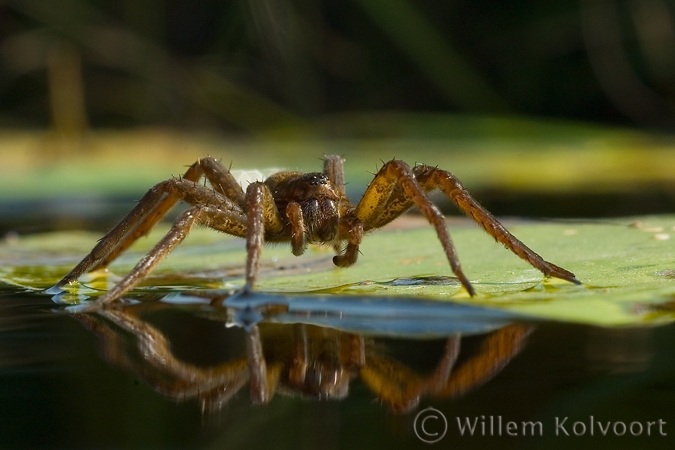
<box><xmin>2</xmin><ymin>215</ymin><xmax>675</xmax><ymax>327</ymax></box>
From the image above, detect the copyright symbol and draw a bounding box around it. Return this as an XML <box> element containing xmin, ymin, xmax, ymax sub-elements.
<box><xmin>413</xmin><ymin>407</ymin><xmax>448</xmax><ymax>444</ymax></box>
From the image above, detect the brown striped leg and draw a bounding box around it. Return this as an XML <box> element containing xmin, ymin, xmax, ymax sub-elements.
<box><xmin>355</xmin><ymin>160</ymin><xmax>475</xmax><ymax>295</ymax></box>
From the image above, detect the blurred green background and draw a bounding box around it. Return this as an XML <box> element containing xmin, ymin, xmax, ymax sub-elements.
<box><xmin>2</xmin><ymin>0</ymin><xmax>675</xmax><ymax>232</ymax></box>
<box><xmin>5</xmin><ymin>0</ymin><xmax>675</xmax><ymax>129</ymax></box>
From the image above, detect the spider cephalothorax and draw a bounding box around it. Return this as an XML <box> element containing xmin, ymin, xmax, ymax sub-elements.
<box><xmin>263</xmin><ymin>171</ymin><xmax>347</xmax><ymax>248</ymax></box>
<box><xmin>50</xmin><ymin>155</ymin><xmax>579</xmax><ymax>303</ymax></box>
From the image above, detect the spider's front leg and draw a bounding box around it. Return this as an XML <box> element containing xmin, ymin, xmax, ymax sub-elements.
<box><xmin>355</xmin><ymin>160</ymin><xmax>580</xmax><ymax>296</ymax></box>
<box><xmin>413</xmin><ymin>164</ymin><xmax>579</xmax><ymax>285</ymax></box>
<box><xmin>355</xmin><ymin>160</ymin><xmax>476</xmax><ymax>295</ymax></box>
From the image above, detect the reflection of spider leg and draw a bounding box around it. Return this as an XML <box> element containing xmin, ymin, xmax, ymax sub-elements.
<box><xmin>288</xmin><ymin>325</ymin><xmax>309</xmax><ymax>385</ymax></box>
<box><xmin>75</xmin><ymin>308</ymin><xmax>251</xmax><ymax>413</ymax></box>
<box><xmin>359</xmin><ymin>336</ymin><xmax>460</xmax><ymax>413</ymax></box>
<box><xmin>246</xmin><ymin>325</ymin><xmax>283</xmax><ymax>403</ymax></box>
<box><xmin>436</xmin><ymin>324</ymin><xmax>533</xmax><ymax>399</ymax></box>
<box><xmin>355</xmin><ymin>160</ymin><xmax>475</xmax><ymax>295</ymax></box>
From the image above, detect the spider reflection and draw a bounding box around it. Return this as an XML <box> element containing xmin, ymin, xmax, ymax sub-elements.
<box><xmin>73</xmin><ymin>302</ymin><xmax>532</xmax><ymax>414</ymax></box>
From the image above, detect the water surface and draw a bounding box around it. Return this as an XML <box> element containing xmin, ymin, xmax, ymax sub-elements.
<box><xmin>1</xmin><ymin>286</ymin><xmax>673</xmax><ymax>450</ymax></box>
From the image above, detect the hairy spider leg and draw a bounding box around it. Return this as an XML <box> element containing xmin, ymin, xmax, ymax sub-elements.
<box><xmin>50</xmin><ymin>158</ymin><xmax>246</xmax><ymax>293</ymax></box>
<box><xmin>359</xmin><ymin>335</ymin><xmax>460</xmax><ymax>413</ymax></box>
<box><xmin>333</xmin><ymin>215</ymin><xmax>363</xmax><ymax>267</ymax></box>
<box><xmin>323</xmin><ymin>155</ymin><xmax>347</xmax><ymax>196</ymax></box>
<box><xmin>381</xmin><ymin>165</ymin><xmax>578</xmax><ymax>284</ymax></box>
<box><xmin>356</xmin><ymin>162</ymin><xmax>580</xmax><ymax>291</ymax></box>
<box><xmin>95</xmin><ymin>208</ymin><xmax>201</xmax><ymax>303</ymax></box>
<box><xmin>93</xmin><ymin>157</ymin><xmax>244</xmax><ymax>271</ymax></box>
<box><xmin>354</xmin><ymin>160</ymin><xmax>476</xmax><ymax>295</ymax></box>
<box><xmin>417</xmin><ymin>165</ymin><xmax>579</xmax><ymax>284</ymax></box>
<box><xmin>285</xmin><ymin>202</ymin><xmax>306</xmax><ymax>256</ymax></box>
<box><xmin>52</xmin><ymin>179</ymin><xmax>246</xmax><ymax>298</ymax></box>
<box><xmin>323</xmin><ymin>155</ymin><xmax>354</xmax><ymax>255</ymax></box>
<box><xmin>96</xmin><ymin>201</ymin><xmax>248</xmax><ymax>303</ymax></box>
<box><xmin>244</xmin><ymin>182</ymin><xmax>284</xmax><ymax>290</ymax></box>
<box><xmin>324</xmin><ymin>155</ymin><xmax>365</xmax><ymax>268</ymax></box>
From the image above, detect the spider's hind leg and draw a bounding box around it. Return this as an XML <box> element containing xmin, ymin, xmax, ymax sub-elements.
<box><xmin>95</xmin><ymin>208</ymin><xmax>204</xmax><ymax>303</ymax></box>
<box><xmin>95</xmin><ymin>200</ymin><xmax>252</xmax><ymax>303</ymax></box>
<box><xmin>50</xmin><ymin>158</ymin><xmax>248</xmax><ymax>294</ymax></box>
<box><xmin>96</xmin><ymin>157</ymin><xmax>245</xmax><ymax>267</ymax></box>
<box><xmin>51</xmin><ymin>178</ymin><xmax>246</xmax><ymax>296</ymax></box>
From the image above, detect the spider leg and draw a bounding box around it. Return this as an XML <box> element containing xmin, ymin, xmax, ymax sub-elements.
<box><xmin>324</xmin><ymin>155</ymin><xmax>361</xmax><ymax>257</ymax></box>
<box><xmin>95</xmin><ymin>202</ymin><xmax>256</xmax><ymax>303</ymax></box>
<box><xmin>244</xmin><ymin>182</ymin><xmax>284</xmax><ymax>290</ymax></box>
<box><xmin>95</xmin><ymin>208</ymin><xmax>199</xmax><ymax>303</ymax></box>
<box><xmin>52</xmin><ymin>178</ymin><xmax>246</xmax><ymax>294</ymax></box>
<box><xmin>52</xmin><ymin>157</ymin><xmax>245</xmax><ymax>292</ymax></box>
<box><xmin>323</xmin><ymin>154</ymin><xmax>347</xmax><ymax>196</ymax></box>
<box><xmin>333</xmin><ymin>214</ymin><xmax>363</xmax><ymax>267</ymax></box>
<box><xmin>92</xmin><ymin>157</ymin><xmax>244</xmax><ymax>272</ymax></box>
<box><xmin>356</xmin><ymin>162</ymin><xmax>580</xmax><ymax>292</ymax></box>
<box><xmin>355</xmin><ymin>160</ymin><xmax>475</xmax><ymax>295</ymax></box>
<box><xmin>414</xmin><ymin>165</ymin><xmax>579</xmax><ymax>284</ymax></box>
<box><xmin>198</xmin><ymin>156</ymin><xmax>246</xmax><ymax>208</ymax></box>
<box><xmin>285</xmin><ymin>202</ymin><xmax>306</xmax><ymax>256</ymax></box>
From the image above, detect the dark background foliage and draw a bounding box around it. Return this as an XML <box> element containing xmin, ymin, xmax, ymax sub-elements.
<box><xmin>2</xmin><ymin>0</ymin><xmax>675</xmax><ymax>133</ymax></box>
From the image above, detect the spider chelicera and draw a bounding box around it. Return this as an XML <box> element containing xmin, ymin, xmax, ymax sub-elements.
<box><xmin>50</xmin><ymin>155</ymin><xmax>579</xmax><ymax>303</ymax></box>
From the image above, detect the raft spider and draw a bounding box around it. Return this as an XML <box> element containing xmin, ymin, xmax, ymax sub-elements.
<box><xmin>50</xmin><ymin>155</ymin><xmax>579</xmax><ymax>303</ymax></box>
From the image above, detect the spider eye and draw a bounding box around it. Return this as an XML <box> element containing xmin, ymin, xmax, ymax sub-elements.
<box><xmin>303</xmin><ymin>173</ymin><xmax>328</xmax><ymax>186</ymax></box>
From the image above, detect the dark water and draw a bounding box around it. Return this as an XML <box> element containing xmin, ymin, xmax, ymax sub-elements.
<box><xmin>1</xmin><ymin>287</ymin><xmax>674</xmax><ymax>450</ymax></box>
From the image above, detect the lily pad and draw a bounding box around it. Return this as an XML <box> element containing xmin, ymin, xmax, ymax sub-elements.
<box><xmin>2</xmin><ymin>214</ymin><xmax>675</xmax><ymax>327</ymax></box>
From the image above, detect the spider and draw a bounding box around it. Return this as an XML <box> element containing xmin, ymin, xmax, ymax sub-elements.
<box><xmin>50</xmin><ymin>155</ymin><xmax>579</xmax><ymax>303</ymax></box>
